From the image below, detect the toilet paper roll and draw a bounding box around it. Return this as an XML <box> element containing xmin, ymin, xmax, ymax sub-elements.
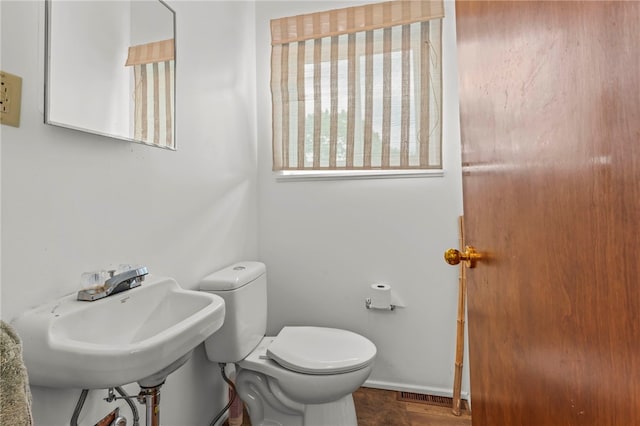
<box><xmin>369</xmin><ymin>283</ymin><xmax>392</xmax><ymax>309</ymax></box>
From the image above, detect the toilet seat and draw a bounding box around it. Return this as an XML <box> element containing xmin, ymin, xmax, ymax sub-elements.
<box><xmin>266</xmin><ymin>326</ymin><xmax>376</xmax><ymax>375</ymax></box>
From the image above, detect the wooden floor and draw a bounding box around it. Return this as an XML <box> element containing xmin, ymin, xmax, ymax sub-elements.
<box><xmin>353</xmin><ymin>387</ymin><xmax>471</xmax><ymax>426</ymax></box>
<box><xmin>223</xmin><ymin>387</ymin><xmax>472</xmax><ymax>426</ymax></box>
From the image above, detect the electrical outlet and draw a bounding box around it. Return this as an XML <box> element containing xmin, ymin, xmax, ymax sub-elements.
<box><xmin>0</xmin><ymin>71</ymin><xmax>22</xmax><ymax>127</ymax></box>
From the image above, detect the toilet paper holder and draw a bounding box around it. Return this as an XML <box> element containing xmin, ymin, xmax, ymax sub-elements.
<box><xmin>364</xmin><ymin>298</ymin><xmax>396</xmax><ymax>311</ymax></box>
<box><xmin>365</xmin><ymin>283</ymin><xmax>398</xmax><ymax>311</ymax></box>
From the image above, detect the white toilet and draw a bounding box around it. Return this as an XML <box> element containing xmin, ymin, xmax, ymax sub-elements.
<box><xmin>200</xmin><ymin>261</ymin><xmax>376</xmax><ymax>426</ymax></box>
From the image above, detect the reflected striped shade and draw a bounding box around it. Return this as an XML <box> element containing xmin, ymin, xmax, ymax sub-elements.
<box><xmin>270</xmin><ymin>1</ymin><xmax>443</xmax><ymax>170</ymax></box>
<box><xmin>133</xmin><ymin>60</ymin><xmax>174</xmax><ymax>148</ymax></box>
<box><xmin>126</xmin><ymin>39</ymin><xmax>175</xmax><ymax>149</ymax></box>
<box><xmin>125</xmin><ymin>39</ymin><xmax>174</xmax><ymax>66</ymax></box>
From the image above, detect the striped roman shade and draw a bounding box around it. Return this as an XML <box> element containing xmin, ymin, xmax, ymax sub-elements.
<box><xmin>270</xmin><ymin>1</ymin><xmax>444</xmax><ymax>171</ymax></box>
<box><xmin>126</xmin><ymin>39</ymin><xmax>175</xmax><ymax>149</ymax></box>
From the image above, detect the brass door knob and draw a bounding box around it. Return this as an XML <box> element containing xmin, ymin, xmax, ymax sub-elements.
<box><xmin>444</xmin><ymin>246</ymin><xmax>481</xmax><ymax>268</ymax></box>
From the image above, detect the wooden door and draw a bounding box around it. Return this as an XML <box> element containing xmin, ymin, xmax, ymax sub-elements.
<box><xmin>455</xmin><ymin>1</ymin><xmax>640</xmax><ymax>425</ymax></box>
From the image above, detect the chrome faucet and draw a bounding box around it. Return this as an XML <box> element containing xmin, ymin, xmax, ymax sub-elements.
<box><xmin>77</xmin><ymin>266</ymin><xmax>149</xmax><ymax>301</ymax></box>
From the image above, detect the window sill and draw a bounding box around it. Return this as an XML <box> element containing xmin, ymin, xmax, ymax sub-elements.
<box><xmin>275</xmin><ymin>169</ymin><xmax>445</xmax><ymax>182</ymax></box>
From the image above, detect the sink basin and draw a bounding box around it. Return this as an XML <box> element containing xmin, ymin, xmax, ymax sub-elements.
<box><xmin>12</xmin><ymin>275</ymin><xmax>225</xmax><ymax>389</ymax></box>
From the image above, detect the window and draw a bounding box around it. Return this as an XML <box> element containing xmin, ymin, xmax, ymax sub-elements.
<box><xmin>270</xmin><ymin>1</ymin><xmax>444</xmax><ymax>172</ymax></box>
<box><xmin>125</xmin><ymin>38</ymin><xmax>175</xmax><ymax>149</ymax></box>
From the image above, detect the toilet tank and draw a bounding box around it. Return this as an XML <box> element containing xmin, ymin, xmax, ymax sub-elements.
<box><xmin>200</xmin><ymin>261</ymin><xmax>267</xmax><ymax>363</ymax></box>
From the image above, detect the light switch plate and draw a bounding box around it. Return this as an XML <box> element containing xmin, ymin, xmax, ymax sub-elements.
<box><xmin>0</xmin><ymin>70</ymin><xmax>23</xmax><ymax>127</ymax></box>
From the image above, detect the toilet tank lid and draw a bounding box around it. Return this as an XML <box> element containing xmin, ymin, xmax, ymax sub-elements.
<box><xmin>200</xmin><ymin>261</ymin><xmax>266</xmax><ymax>291</ymax></box>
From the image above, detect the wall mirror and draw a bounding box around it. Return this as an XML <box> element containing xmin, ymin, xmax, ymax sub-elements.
<box><xmin>45</xmin><ymin>0</ymin><xmax>176</xmax><ymax>150</ymax></box>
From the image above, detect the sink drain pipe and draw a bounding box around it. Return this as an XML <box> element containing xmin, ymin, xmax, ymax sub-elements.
<box><xmin>137</xmin><ymin>383</ymin><xmax>163</xmax><ymax>426</ymax></box>
<box><xmin>209</xmin><ymin>363</ymin><xmax>238</xmax><ymax>426</ymax></box>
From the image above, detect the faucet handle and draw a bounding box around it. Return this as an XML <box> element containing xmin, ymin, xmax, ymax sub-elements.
<box><xmin>80</xmin><ymin>270</ymin><xmax>110</xmax><ymax>289</ymax></box>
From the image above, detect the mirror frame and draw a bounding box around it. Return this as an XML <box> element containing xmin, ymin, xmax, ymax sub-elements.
<box><xmin>44</xmin><ymin>0</ymin><xmax>177</xmax><ymax>150</ymax></box>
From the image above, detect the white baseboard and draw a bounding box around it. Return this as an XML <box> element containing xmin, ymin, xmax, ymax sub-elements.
<box><xmin>363</xmin><ymin>379</ymin><xmax>470</xmax><ymax>400</ymax></box>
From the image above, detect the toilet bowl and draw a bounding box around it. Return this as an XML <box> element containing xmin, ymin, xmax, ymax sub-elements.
<box><xmin>236</xmin><ymin>329</ymin><xmax>375</xmax><ymax>425</ymax></box>
<box><xmin>200</xmin><ymin>262</ymin><xmax>376</xmax><ymax>426</ymax></box>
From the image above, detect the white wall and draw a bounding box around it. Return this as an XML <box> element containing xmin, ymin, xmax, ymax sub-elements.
<box><xmin>1</xmin><ymin>1</ymin><xmax>256</xmax><ymax>425</ymax></box>
<box><xmin>130</xmin><ymin>0</ymin><xmax>174</xmax><ymax>46</ymax></box>
<box><xmin>256</xmin><ymin>1</ymin><xmax>468</xmax><ymax>397</ymax></box>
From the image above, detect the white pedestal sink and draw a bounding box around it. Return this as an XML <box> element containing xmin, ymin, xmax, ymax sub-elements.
<box><xmin>12</xmin><ymin>275</ymin><xmax>225</xmax><ymax>389</ymax></box>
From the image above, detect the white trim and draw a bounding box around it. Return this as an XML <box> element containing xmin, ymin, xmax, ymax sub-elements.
<box><xmin>275</xmin><ymin>169</ymin><xmax>445</xmax><ymax>182</ymax></box>
<box><xmin>363</xmin><ymin>379</ymin><xmax>470</xmax><ymax>400</ymax></box>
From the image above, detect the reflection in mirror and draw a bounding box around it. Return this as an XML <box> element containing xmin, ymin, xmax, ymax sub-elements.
<box><xmin>45</xmin><ymin>0</ymin><xmax>176</xmax><ymax>150</ymax></box>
